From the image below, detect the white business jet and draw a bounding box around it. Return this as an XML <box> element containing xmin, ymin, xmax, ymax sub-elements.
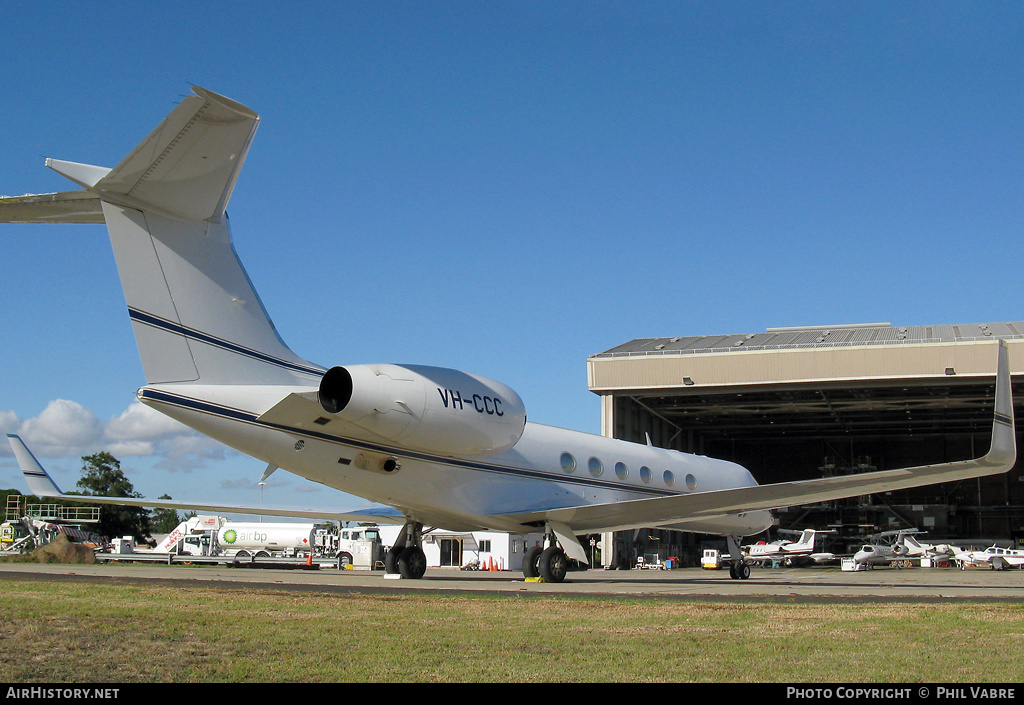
<box><xmin>743</xmin><ymin>529</ymin><xmax>836</xmax><ymax>567</ymax></box>
<box><xmin>0</xmin><ymin>87</ymin><xmax>1016</xmax><ymax>582</ymax></box>
<box><xmin>852</xmin><ymin>529</ymin><xmax>959</xmax><ymax>568</ymax></box>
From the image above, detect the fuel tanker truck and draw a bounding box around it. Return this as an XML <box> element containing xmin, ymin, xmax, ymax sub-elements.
<box><xmin>154</xmin><ymin>515</ymin><xmax>337</xmax><ymax>559</ymax></box>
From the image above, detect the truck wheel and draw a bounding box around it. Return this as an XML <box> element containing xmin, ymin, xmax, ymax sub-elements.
<box><xmin>338</xmin><ymin>552</ymin><xmax>353</xmax><ymax>567</ymax></box>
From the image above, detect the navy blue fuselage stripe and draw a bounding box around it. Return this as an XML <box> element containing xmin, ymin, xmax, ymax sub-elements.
<box><xmin>138</xmin><ymin>388</ymin><xmax>676</xmax><ymax>498</ymax></box>
<box><xmin>128</xmin><ymin>308</ymin><xmax>324</xmax><ymax>377</ymax></box>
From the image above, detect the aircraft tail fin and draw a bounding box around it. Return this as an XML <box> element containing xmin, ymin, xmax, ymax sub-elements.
<box><xmin>1</xmin><ymin>87</ymin><xmax>323</xmax><ymax>386</ymax></box>
<box><xmin>792</xmin><ymin>529</ymin><xmax>816</xmax><ymax>550</ymax></box>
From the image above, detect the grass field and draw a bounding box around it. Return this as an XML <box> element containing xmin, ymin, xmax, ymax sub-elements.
<box><xmin>1</xmin><ymin>577</ymin><xmax>1022</xmax><ymax>683</ymax></box>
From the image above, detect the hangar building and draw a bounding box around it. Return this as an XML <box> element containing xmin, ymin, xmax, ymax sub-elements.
<box><xmin>587</xmin><ymin>322</ymin><xmax>1024</xmax><ymax>568</ymax></box>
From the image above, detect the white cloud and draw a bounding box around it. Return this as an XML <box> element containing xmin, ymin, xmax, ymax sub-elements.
<box><xmin>0</xmin><ymin>399</ymin><xmax>231</xmax><ymax>473</ymax></box>
<box><xmin>16</xmin><ymin>399</ymin><xmax>104</xmax><ymax>457</ymax></box>
<box><xmin>0</xmin><ymin>409</ymin><xmax>19</xmax><ymax>436</ymax></box>
<box><xmin>106</xmin><ymin>402</ymin><xmax>189</xmax><ymax>443</ymax></box>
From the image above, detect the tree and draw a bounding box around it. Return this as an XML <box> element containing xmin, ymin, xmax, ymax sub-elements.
<box><xmin>150</xmin><ymin>495</ymin><xmax>182</xmax><ymax>534</ymax></box>
<box><xmin>76</xmin><ymin>452</ymin><xmax>152</xmax><ymax>543</ymax></box>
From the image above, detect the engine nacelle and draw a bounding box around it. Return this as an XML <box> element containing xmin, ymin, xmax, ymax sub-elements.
<box><xmin>318</xmin><ymin>363</ymin><xmax>527</xmax><ymax>456</ymax></box>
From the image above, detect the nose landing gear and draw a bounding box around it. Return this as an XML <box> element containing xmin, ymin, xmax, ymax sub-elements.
<box><xmin>727</xmin><ymin>535</ymin><xmax>751</xmax><ymax>580</ymax></box>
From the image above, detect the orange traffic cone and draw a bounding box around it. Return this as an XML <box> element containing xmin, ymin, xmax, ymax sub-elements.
<box><xmin>305</xmin><ymin>553</ymin><xmax>313</xmax><ymax>567</ymax></box>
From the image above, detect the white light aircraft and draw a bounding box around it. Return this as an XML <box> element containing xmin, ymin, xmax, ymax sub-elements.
<box><xmin>0</xmin><ymin>86</ymin><xmax>1017</xmax><ymax>582</ymax></box>
<box><xmin>954</xmin><ymin>545</ymin><xmax>1024</xmax><ymax>571</ymax></box>
<box><xmin>743</xmin><ymin>529</ymin><xmax>836</xmax><ymax>566</ymax></box>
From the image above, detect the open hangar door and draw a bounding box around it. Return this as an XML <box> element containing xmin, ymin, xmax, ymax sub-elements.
<box><xmin>588</xmin><ymin>324</ymin><xmax>1024</xmax><ymax>565</ymax></box>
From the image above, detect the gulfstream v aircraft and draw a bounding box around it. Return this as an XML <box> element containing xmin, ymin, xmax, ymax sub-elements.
<box><xmin>0</xmin><ymin>87</ymin><xmax>1016</xmax><ymax>582</ymax></box>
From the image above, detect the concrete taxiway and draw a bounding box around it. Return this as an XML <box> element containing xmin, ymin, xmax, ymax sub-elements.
<box><xmin>0</xmin><ymin>561</ymin><xmax>1021</xmax><ymax>600</ymax></box>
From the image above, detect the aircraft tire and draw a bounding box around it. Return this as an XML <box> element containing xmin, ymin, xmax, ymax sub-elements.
<box><xmin>398</xmin><ymin>547</ymin><xmax>427</xmax><ymax>579</ymax></box>
<box><xmin>385</xmin><ymin>548</ymin><xmax>401</xmax><ymax>575</ymax></box>
<box><xmin>738</xmin><ymin>563</ymin><xmax>750</xmax><ymax>579</ymax></box>
<box><xmin>522</xmin><ymin>546</ymin><xmax>543</xmax><ymax>578</ymax></box>
<box><xmin>539</xmin><ymin>547</ymin><xmax>568</xmax><ymax>583</ymax></box>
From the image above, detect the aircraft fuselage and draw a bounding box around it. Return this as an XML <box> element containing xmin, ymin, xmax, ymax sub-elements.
<box><xmin>139</xmin><ymin>382</ymin><xmax>773</xmax><ymax>537</ymax></box>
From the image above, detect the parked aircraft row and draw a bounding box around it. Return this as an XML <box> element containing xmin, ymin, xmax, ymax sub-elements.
<box><xmin>744</xmin><ymin>528</ymin><xmax>1024</xmax><ymax>571</ymax></box>
<box><xmin>0</xmin><ymin>86</ymin><xmax>1016</xmax><ymax>583</ymax></box>
<box><xmin>852</xmin><ymin>530</ymin><xmax>963</xmax><ymax>568</ymax></box>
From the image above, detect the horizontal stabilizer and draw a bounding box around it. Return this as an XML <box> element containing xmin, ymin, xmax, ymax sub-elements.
<box><xmin>46</xmin><ymin>159</ymin><xmax>112</xmax><ymax>190</ymax></box>
<box><xmin>6</xmin><ymin>434</ymin><xmax>403</xmax><ymax>524</ymax></box>
<box><xmin>0</xmin><ymin>190</ymin><xmax>104</xmax><ymax>224</ymax></box>
<box><xmin>92</xmin><ymin>86</ymin><xmax>259</xmax><ymax>221</ymax></box>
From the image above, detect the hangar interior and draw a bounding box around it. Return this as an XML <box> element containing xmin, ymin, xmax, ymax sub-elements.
<box><xmin>587</xmin><ymin>322</ymin><xmax>1024</xmax><ymax>568</ymax></box>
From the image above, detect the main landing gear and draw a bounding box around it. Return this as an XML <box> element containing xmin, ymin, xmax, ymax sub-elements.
<box><xmin>521</xmin><ymin>531</ymin><xmax>570</xmax><ymax>583</ymax></box>
<box><xmin>727</xmin><ymin>535</ymin><xmax>751</xmax><ymax>580</ymax></box>
<box><xmin>384</xmin><ymin>522</ymin><xmax>427</xmax><ymax>580</ymax></box>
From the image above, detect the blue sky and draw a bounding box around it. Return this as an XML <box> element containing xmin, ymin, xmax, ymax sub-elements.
<box><xmin>1</xmin><ymin>3</ymin><xmax>1022</xmax><ymax>517</ymax></box>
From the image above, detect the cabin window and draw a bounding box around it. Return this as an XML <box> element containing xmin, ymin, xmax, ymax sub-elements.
<box><xmin>588</xmin><ymin>457</ymin><xmax>603</xmax><ymax>477</ymax></box>
<box><xmin>639</xmin><ymin>466</ymin><xmax>653</xmax><ymax>483</ymax></box>
<box><xmin>614</xmin><ymin>461</ymin><xmax>628</xmax><ymax>480</ymax></box>
<box><xmin>685</xmin><ymin>473</ymin><xmax>697</xmax><ymax>490</ymax></box>
<box><xmin>663</xmin><ymin>470</ymin><xmax>675</xmax><ymax>487</ymax></box>
<box><xmin>560</xmin><ymin>452</ymin><xmax>576</xmax><ymax>473</ymax></box>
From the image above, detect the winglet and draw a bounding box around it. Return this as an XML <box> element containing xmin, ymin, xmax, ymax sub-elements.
<box><xmin>987</xmin><ymin>339</ymin><xmax>1016</xmax><ymax>468</ymax></box>
<box><xmin>6</xmin><ymin>434</ymin><xmax>65</xmax><ymax>497</ymax></box>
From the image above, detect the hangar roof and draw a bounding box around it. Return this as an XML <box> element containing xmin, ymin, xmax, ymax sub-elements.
<box><xmin>588</xmin><ymin>321</ymin><xmax>1024</xmax><ymax>444</ymax></box>
<box><xmin>594</xmin><ymin>322</ymin><xmax>1024</xmax><ymax>359</ymax></box>
<box><xmin>588</xmin><ymin>321</ymin><xmax>1024</xmax><ymax>396</ymax></box>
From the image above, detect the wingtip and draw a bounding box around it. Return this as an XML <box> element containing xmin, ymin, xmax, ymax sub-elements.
<box><xmin>987</xmin><ymin>340</ymin><xmax>1016</xmax><ymax>469</ymax></box>
<box><xmin>6</xmin><ymin>435</ymin><xmax>65</xmax><ymax>497</ymax></box>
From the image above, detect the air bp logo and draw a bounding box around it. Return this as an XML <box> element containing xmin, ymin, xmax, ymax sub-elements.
<box><xmin>223</xmin><ymin>529</ymin><xmax>238</xmax><ymax>544</ymax></box>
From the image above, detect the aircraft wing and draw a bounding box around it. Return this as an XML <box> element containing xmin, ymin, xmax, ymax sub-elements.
<box><xmin>6</xmin><ymin>434</ymin><xmax>404</xmax><ymax>525</ymax></box>
<box><xmin>501</xmin><ymin>341</ymin><xmax>1016</xmax><ymax>534</ymax></box>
